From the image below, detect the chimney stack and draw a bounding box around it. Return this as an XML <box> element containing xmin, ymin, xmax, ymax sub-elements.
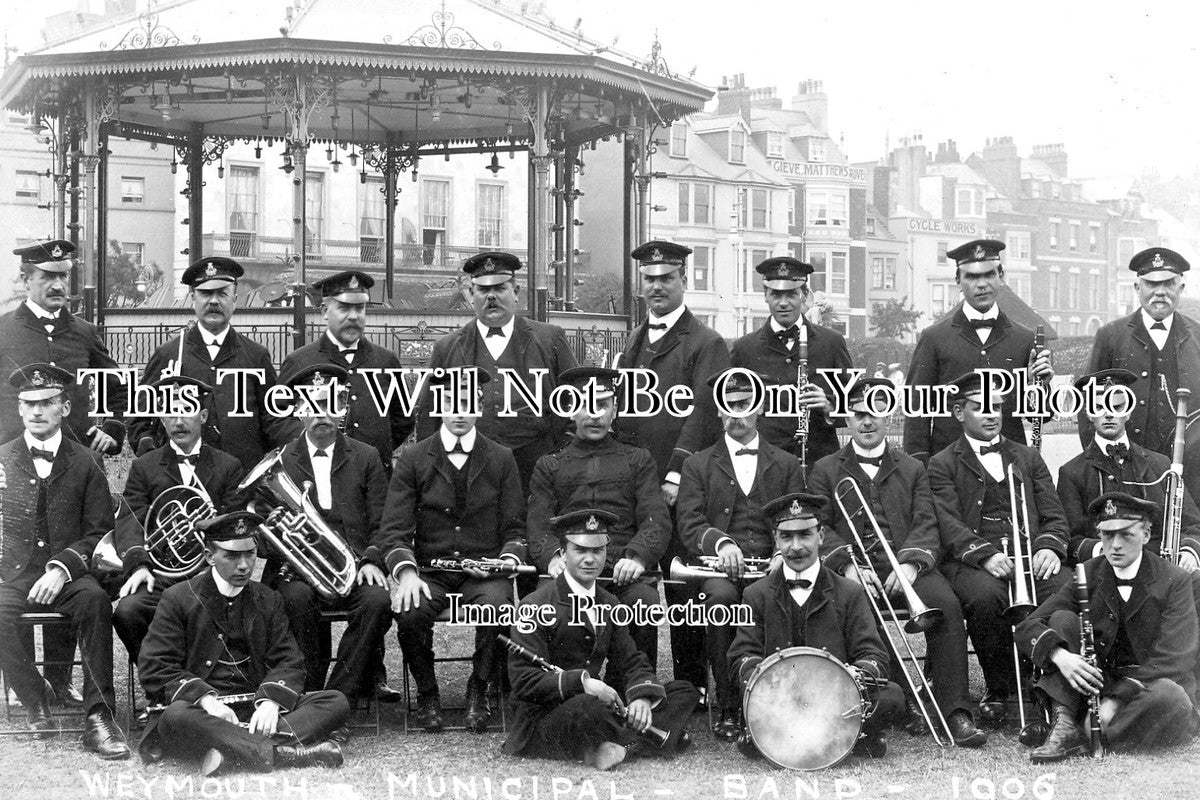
<box><xmin>790</xmin><ymin>78</ymin><xmax>829</xmax><ymax>134</ymax></box>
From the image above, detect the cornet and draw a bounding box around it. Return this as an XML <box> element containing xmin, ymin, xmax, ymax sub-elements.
<box><xmin>669</xmin><ymin>555</ymin><xmax>771</xmax><ymax>582</ymax></box>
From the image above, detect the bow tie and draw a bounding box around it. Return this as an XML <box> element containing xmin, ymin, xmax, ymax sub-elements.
<box><xmin>174</xmin><ymin>453</ymin><xmax>199</xmax><ymax>466</ymax></box>
<box><xmin>968</xmin><ymin>318</ymin><xmax>996</xmax><ymax>329</ymax></box>
<box><xmin>776</xmin><ymin>325</ymin><xmax>799</xmax><ymax>342</ymax></box>
<box><xmin>30</xmin><ymin>446</ymin><xmax>54</xmax><ymax>462</ymax></box>
<box><xmin>856</xmin><ymin>455</ymin><xmax>884</xmax><ymax>467</ymax></box>
<box><xmin>977</xmin><ymin>443</ymin><xmax>1003</xmax><ymax>456</ymax></box>
<box><xmin>1115</xmin><ymin>577</ymin><xmax>1136</xmax><ymax>588</ymax></box>
<box><xmin>786</xmin><ymin>577</ymin><xmax>813</xmax><ymax>590</ymax></box>
<box><xmin>339</xmin><ymin>348</ymin><xmax>357</xmax><ymax>357</ymax></box>
<box><xmin>734</xmin><ymin>448</ymin><xmax>758</xmax><ymax>456</ymax></box>
<box><xmin>312</xmin><ymin>449</ymin><xmax>329</xmax><ymax>458</ymax></box>
<box><xmin>1106</xmin><ymin>442</ymin><xmax>1129</xmax><ymax>461</ymax></box>
<box><xmin>449</xmin><ymin>441</ymin><xmax>468</xmax><ymax>455</ymax></box>
<box><xmin>1150</xmin><ymin>322</ymin><xmax>1166</xmax><ymax>331</ymax></box>
<box><xmin>648</xmin><ymin>322</ymin><xmax>668</xmax><ymax>331</ymax></box>
<box><xmin>485</xmin><ymin>326</ymin><xmax>505</xmax><ymax>338</ymax></box>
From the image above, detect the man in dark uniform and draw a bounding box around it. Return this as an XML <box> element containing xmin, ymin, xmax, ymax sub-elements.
<box><xmin>1017</xmin><ymin>493</ymin><xmax>1199</xmax><ymax>761</ymax></box>
<box><xmin>129</xmin><ymin>256</ymin><xmax>298</xmax><ymax>471</ymax></box>
<box><xmin>385</xmin><ymin>368</ymin><xmax>527</xmax><ymax>732</ymax></box>
<box><xmin>265</xmin><ymin>365</ymin><xmax>391</xmax><ymax>713</ymax></box>
<box><xmin>1081</xmin><ymin>247</ymin><xmax>1200</xmax><ymax>503</ymax></box>
<box><xmin>0</xmin><ymin>364</ymin><xmax>127</xmax><ymax>758</ymax></box>
<box><xmin>729</xmin><ymin>493</ymin><xmax>903</xmax><ymax>759</ymax></box>
<box><xmin>676</xmin><ymin>369</ymin><xmax>804</xmax><ymax>739</ymax></box>
<box><xmin>503</xmin><ymin>509</ymin><xmax>698</xmax><ymax>770</ymax></box>
<box><xmin>1059</xmin><ymin>368</ymin><xmax>1200</xmax><ymax>568</ymax></box>
<box><xmin>616</xmin><ymin>239</ymin><xmax>730</xmax><ymax>695</ymax></box>
<box><xmin>112</xmin><ymin>375</ymin><xmax>245</xmax><ymax>670</ymax></box>
<box><xmin>280</xmin><ymin>270</ymin><xmax>413</xmax><ymax>474</ymax></box>
<box><xmin>527</xmin><ymin>366</ymin><xmax>668</xmax><ymax>671</ymax></box>
<box><xmin>730</xmin><ymin>256</ymin><xmax>851</xmax><ymax>470</ymax></box>
<box><xmin>138</xmin><ymin>511</ymin><xmax>350</xmax><ymax>776</ymax></box>
<box><xmin>903</xmin><ymin>239</ymin><xmax>1053</xmax><ymax>464</ymax></box>
<box><xmin>928</xmin><ymin>371</ymin><xmax>1071</xmax><ymax>726</ymax></box>
<box><xmin>415</xmin><ymin>252</ymin><xmax>577</xmax><ymax>493</ymax></box>
<box><xmin>809</xmin><ymin>376</ymin><xmax>986</xmax><ymax>746</ymax></box>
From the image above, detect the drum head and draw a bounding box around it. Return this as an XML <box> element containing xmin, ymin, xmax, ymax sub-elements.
<box><xmin>743</xmin><ymin>647</ymin><xmax>864</xmax><ymax>771</ymax></box>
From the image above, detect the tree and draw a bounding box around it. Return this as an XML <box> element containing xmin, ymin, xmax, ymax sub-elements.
<box><xmin>106</xmin><ymin>240</ymin><xmax>163</xmax><ymax>308</ymax></box>
<box><xmin>570</xmin><ymin>270</ymin><xmax>624</xmax><ymax>314</ymax></box>
<box><xmin>870</xmin><ymin>296</ymin><xmax>922</xmax><ymax>339</ymax></box>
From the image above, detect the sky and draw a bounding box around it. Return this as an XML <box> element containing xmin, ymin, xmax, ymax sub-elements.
<box><xmin>3</xmin><ymin>0</ymin><xmax>1199</xmax><ymax>181</ymax></box>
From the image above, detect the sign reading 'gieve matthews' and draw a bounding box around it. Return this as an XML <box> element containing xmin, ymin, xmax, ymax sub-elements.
<box><xmin>768</xmin><ymin>161</ymin><xmax>868</xmax><ymax>183</ymax></box>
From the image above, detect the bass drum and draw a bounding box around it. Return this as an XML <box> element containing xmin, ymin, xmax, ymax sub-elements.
<box><xmin>742</xmin><ymin>646</ymin><xmax>867</xmax><ymax>770</ymax></box>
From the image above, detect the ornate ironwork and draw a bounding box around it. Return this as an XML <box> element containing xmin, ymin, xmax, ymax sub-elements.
<box><xmin>267</xmin><ymin>72</ymin><xmax>335</xmax><ymax>143</ymax></box>
<box><xmin>101</xmin><ymin>10</ymin><xmax>198</xmax><ymax>51</ymax></box>
<box><xmin>388</xmin><ymin>0</ymin><xmax>499</xmax><ymax>50</ymax></box>
<box><xmin>638</xmin><ymin>33</ymin><xmax>677</xmax><ymax>80</ymax></box>
<box><xmin>176</xmin><ymin>136</ymin><xmax>235</xmax><ymax>167</ymax></box>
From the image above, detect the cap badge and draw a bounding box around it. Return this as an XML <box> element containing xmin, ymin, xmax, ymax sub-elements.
<box><xmin>1104</xmin><ymin>499</ymin><xmax>1117</xmax><ymax>517</ymax></box>
<box><xmin>482</xmin><ymin>257</ymin><xmax>496</xmax><ymax>271</ymax></box>
<box><xmin>650</xmin><ymin>248</ymin><xmax>663</xmax><ymax>263</ymax></box>
<box><xmin>974</xmin><ymin>245</ymin><xmax>986</xmax><ymax>260</ymax></box>
<box><xmin>30</xmin><ymin>370</ymin><xmax>46</xmax><ymax>387</ymax></box>
<box><xmin>312</xmin><ymin>371</ymin><xmax>326</xmax><ymax>387</ymax></box>
<box><xmin>776</xmin><ymin>263</ymin><xmax>789</xmax><ymax>277</ymax></box>
<box><xmin>585</xmin><ymin>515</ymin><xmax>600</xmax><ymax>531</ymax></box>
<box><xmin>204</xmin><ymin>263</ymin><xmax>217</xmax><ymax>277</ymax></box>
<box><xmin>789</xmin><ymin>499</ymin><xmax>802</xmax><ymax>517</ymax></box>
<box><xmin>1152</xmin><ymin>253</ymin><xmax>1165</xmax><ymax>268</ymax></box>
<box><xmin>347</xmin><ymin>275</ymin><xmax>360</xmax><ymax>289</ymax></box>
<box><xmin>234</xmin><ymin>519</ymin><xmax>249</xmax><ymax>536</ymax></box>
<box><xmin>50</xmin><ymin>245</ymin><xmax>63</xmax><ymax>259</ymax></box>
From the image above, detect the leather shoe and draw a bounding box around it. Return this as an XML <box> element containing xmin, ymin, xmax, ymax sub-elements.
<box><xmin>27</xmin><ymin>696</ymin><xmax>56</xmax><ymax>739</ymax></box>
<box><xmin>464</xmin><ymin>678</ymin><xmax>492</xmax><ymax>733</ymax></box>
<box><xmin>948</xmin><ymin>711</ymin><xmax>987</xmax><ymax>747</ymax></box>
<box><xmin>978</xmin><ymin>691</ymin><xmax>1008</xmax><ymax>725</ymax></box>
<box><xmin>736</xmin><ymin>729</ymin><xmax>761</xmax><ymax>760</ymax></box>
<box><xmin>83</xmin><ymin>708</ymin><xmax>131</xmax><ymax>760</ymax></box>
<box><xmin>414</xmin><ymin>694</ymin><xmax>443</xmax><ymax>732</ymax></box>
<box><xmin>712</xmin><ymin>709</ymin><xmax>741</xmax><ymax>742</ymax></box>
<box><xmin>48</xmin><ymin>681</ymin><xmax>84</xmax><ymax>710</ymax></box>
<box><xmin>1030</xmin><ymin>702</ymin><xmax>1087</xmax><ymax>764</ymax></box>
<box><xmin>135</xmin><ymin>708</ymin><xmax>150</xmax><ymax>729</ymax></box>
<box><xmin>273</xmin><ymin>740</ymin><xmax>344</xmax><ymax>769</ymax></box>
<box><xmin>675</xmin><ymin>730</ymin><xmax>692</xmax><ymax>755</ymax></box>
<box><xmin>583</xmin><ymin>741</ymin><xmax>626</xmax><ymax>771</ymax></box>
<box><xmin>328</xmin><ymin>725</ymin><xmax>351</xmax><ymax>744</ymax></box>
<box><xmin>852</xmin><ymin>730</ymin><xmax>887</xmax><ymax>759</ymax></box>
<box><xmin>901</xmin><ymin>695</ymin><xmax>928</xmax><ymax>736</ymax></box>
<box><xmin>693</xmin><ymin>686</ymin><xmax>708</xmax><ymax>713</ymax></box>
<box><xmin>375</xmin><ymin>681</ymin><xmax>403</xmax><ymax>704</ymax></box>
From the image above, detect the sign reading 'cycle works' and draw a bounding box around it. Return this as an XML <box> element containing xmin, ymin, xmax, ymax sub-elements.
<box><xmin>768</xmin><ymin>161</ymin><xmax>868</xmax><ymax>183</ymax></box>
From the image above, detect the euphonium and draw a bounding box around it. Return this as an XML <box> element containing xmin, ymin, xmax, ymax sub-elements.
<box><xmin>238</xmin><ymin>448</ymin><xmax>356</xmax><ymax>600</ymax></box>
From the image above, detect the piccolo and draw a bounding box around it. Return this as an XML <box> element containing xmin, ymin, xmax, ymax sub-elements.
<box><xmin>146</xmin><ymin>692</ymin><xmax>257</xmax><ymax>715</ymax></box>
<box><xmin>423</xmin><ymin>558</ymin><xmax>536</xmax><ymax>575</ymax></box>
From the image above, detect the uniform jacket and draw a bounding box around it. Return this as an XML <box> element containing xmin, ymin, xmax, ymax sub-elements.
<box><xmin>1057</xmin><ymin>439</ymin><xmax>1200</xmax><ymax>564</ymax></box>
<box><xmin>276</xmin><ymin>433</ymin><xmax>388</xmax><ymax>568</ymax></box>
<box><xmin>677</xmin><ymin>437</ymin><xmax>805</xmax><ymax>558</ymax></box>
<box><xmin>1079</xmin><ymin>311</ymin><xmax>1200</xmax><ymax>498</ymax></box>
<box><xmin>526</xmin><ymin>435</ymin><xmax>668</xmax><ymax>572</ymax></box>
<box><xmin>902</xmin><ymin>304</ymin><xmax>1038</xmax><ymax>462</ymax></box>
<box><xmin>114</xmin><ymin>443</ymin><xmax>245</xmax><ymax>580</ymax></box>
<box><xmin>616</xmin><ymin>308</ymin><xmax>730</xmax><ymax>479</ymax></box>
<box><xmin>380</xmin><ymin>430</ymin><xmax>526</xmax><ymax>573</ymax></box>
<box><xmin>1016</xmin><ymin>553</ymin><xmax>1198</xmax><ymax>701</ymax></box>
<box><xmin>927</xmin><ymin>435</ymin><xmax>1069</xmax><ymax>569</ymax></box>
<box><xmin>0</xmin><ymin>436</ymin><xmax>112</xmax><ymax>582</ymax></box>
<box><xmin>128</xmin><ymin>325</ymin><xmax>300</xmax><ymax>471</ymax></box>
<box><xmin>730</xmin><ymin>319</ymin><xmax>851</xmax><ymax>462</ymax></box>
<box><xmin>503</xmin><ymin>574</ymin><xmax>665</xmax><ymax>756</ymax></box>
<box><xmin>279</xmin><ymin>335</ymin><xmax>414</xmax><ymax>471</ymax></box>
<box><xmin>414</xmin><ymin>315</ymin><xmax>577</xmax><ymax>445</ymax></box>
<box><xmin>728</xmin><ymin>565</ymin><xmax>890</xmax><ymax>693</ymax></box>
<box><xmin>808</xmin><ymin>443</ymin><xmax>941</xmax><ymax>576</ymax></box>
<box><xmin>0</xmin><ymin>303</ymin><xmax>126</xmax><ymax>450</ymax></box>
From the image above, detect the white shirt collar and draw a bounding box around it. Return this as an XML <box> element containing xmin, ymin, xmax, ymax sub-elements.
<box><xmin>24</xmin><ymin>299</ymin><xmax>60</xmax><ymax>320</ymax></box>
<box><xmin>475</xmin><ymin>318</ymin><xmax>514</xmax><ymax>338</ymax></box>
<box><xmin>563</xmin><ymin>567</ymin><xmax>596</xmax><ymax>599</ymax></box>
<box><xmin>210</xmin><ymin>567</ymin><xmax>244</xmax><ymax>598</ymax></box>
<box><xmin>1113</xmin><ymin>553</ymin><xmax>1143</xmax><ymax>582</ymax></box>
<box><xmin>169</xmin><ymin>440</ymin><xmax>202</xmax><ymax>458</ymax></box>
<box><xmin>962</xmin><ymin>302</ymin><xmax>999</xmax><ymax>322</ymax></box>
<box><xmin>24</xmin><ymin>429</ymin><xmax>62</xmax><ymax>455</ymax></box>
<box><xmin>782</xmin><ymin>560</ymin><xmax>821</xmax><ymax>585</ymax></box>
<box><xmin>725</xmin><ymin>433</ymin><xmax>760</xmax><ymax>457</ymax></box>
<box><xmin>852</xmin><ymin>441</ymin><xmax>886</xmax><ymax>459</ymax></box>
<box><xmin>647</xmin><ymin>303</ymin><xmax>687</xmax><ymax>332</ymax></box>
<box><xmin>1140</xmin><ymin>309</ymin><xmax>1173</xmax><ymax>333</ymax></box>
<box><xmin>326</xmin><ymin>330</ymin><xmax>358</xmax><ymax>351</ymax></box>
<box><xmin>200</xmin><ymin>325</ymin><xmax>231</xmax><ymax>346</ymax></box>
<box><xmin>439</xmin><ymin>425</ymin><xmax>477</xmax><ymax>453</ymax></box>
<box><xmin>769</xmin><ymin>316</ymin><xmax>802</xmax><ymax>334</ymax></box>
<box><xmin>965</xmin><ymin>433</ymin><xmax>1001</xmax><ymax>453</ymax></box>
<box><xmin>1094</xmin><ymin>434</ymin><xmax>1131</xmax><ymax>453</ymax></box>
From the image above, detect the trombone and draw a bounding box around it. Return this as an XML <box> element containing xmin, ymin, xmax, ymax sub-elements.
<box><xmin>1001</xmin><ymin>463</ymin><xmax>1047</xmax><ymax>742</ymax></box>
<box><xmin>833</xmin><ymin>477</ymin><xmax>954</xmax><ymax>747</ymax></box>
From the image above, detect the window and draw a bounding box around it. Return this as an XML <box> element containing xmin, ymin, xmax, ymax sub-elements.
<box><xmin>743</xmin><ymin>248</ymin><xmax>768</xmax><ymax>292</ymax></box>
<box><xmin>692</xmin><ymin>246</ymin><xmax>711</xmax><ymax>291</ymax></box>
<box><xmin>1089</xmin><ymin>224</ymin><xmax>1100</xmax><ymax>255</ymax></box>
<box><xmin>1069</xmin><ymin>222</ymin><xmax>1079</xmax><ymax>252</ymax></box>
<box><xmin>679</xmin><ymin>183</ymin><xmax>711</xmax><ymax>225</ymax></box>
<box><xmin>931</xmin><ymin>283</ymin><xmax>954</xmax><ymax>317</ymax></box>
<box><xmin>670</xmin><ymin>121</ymin><xmax>688</xmax><ymax>157</ymax></box>
<box><xmin>477</xmin><ymin>184</ymin><xmax>505</xmax><ymax>247</ymax></box>
<box><xmin>304</xmin><ymin>172</ymin><xmax>324</xmax><ymax>255</ymax></box>
<box><xmin>956</xmin><ymin>187</ymin><xmax>983</xmax><ymax>217</ymax></box>
<box><xmin>1049</xmin><ymin>220</ymin><xmax>1060</xmax><ymax>250</ymax></box>
<box><xmin>1007</xmin><ymin>231</ymin><xmax>1031</xmax><ymax>260</ymax></box>
<box><xmin>1048</xmin><ymin>272</ymin><xmax>1059</xmax><ymax>307</ymax></box>
<box><xmin>751</xmin><ymin>188</ymin><xmax>769</xmax><ymax>229</ymax></box>
<box><xmin>871</xmin><ymin>256</ymin><xmax>896</xmax><ymax>290</ymax></box>
<box><xmin>120</xmin><ymin>176</ymin><xmax>145</xmax><ymax>204</ymax></box>
<box><xmin>678</xmin><ymin>184</ymin><xmax>689</xmax><ymax>224</ymax></box>
<box><xmin>14</xmin><ymin>169</ymin><xmax>44</xmax><ymax>201</ymax></box>
<box><xmin>1118</xmin><ymin>238</ymin><xmax>1135</xmax><ymax>267</ymax></box>
<box><xmin>830</xmin><ymin>192</ymin><xmax>847</xmax><ymax>226</ymax></box>
<box><xmin>809</xmin><ymin>252</ymin><xmax>827</xmax><ymax>293</ymax></box>
<box><xmin>1068</xmin><ymin>272</ymin><xmax>1079</xmax><ymax>307</ymax></box>
<box><xmin>359</xmin><ymin>177</ymin><xmax>386</xmax><ymax>262</ymax></box>
<box><xmin>1051</xmin><ymin>182</ymin><xmax>1061</xmax><ymax>199</ymax></box>
<box><xmin>936</xmin><ymin>241</ymin><xmax>948</xmax><ymax>265</ymax></box>
<box><xmin>866</xmin><ymin>217</ymin><xmax>876</xmax><ymax>236</ymax></box>
<box><xmin>809</xmin><ymin>138</ymin><xmax>826</xmax><ymax>163</ymax></box>
<box><xmin>729</xmin><ymin>129</ymin><xmax>746</xmax><ymax>163</ymax></box>
<box><xmin>1008</xmin><ymin>272</ymin><xmax>1031</xmax><ymax>303</ymax></box>
<box><xmin>1089</xmin><ymin>274</ymin><xmax>1100</xmax><ymax>310</ymax></box>
<box><xmin>767</xmin><ymin>132</ymin><xmax>783</xmax><ymax>158</ymax></box>
<box><xmin>227</xmin><ymin>166</ymin><xmax>259</xmax><ymax>258</ymax></box>
<box><xmin>806</xmin><ymin>189</ymin><xmax>847</xmax><ymax>227</ymax></box>
<box><xmin>787</xmin><ymin>188</ymin><xmax>796</xmax><ymax>228</ymax></box>
<box><xmin>119</xmin><ymin>242</ymin><xmax>145</xmax><ymax>269</ymax></box>
<box><xmin>829</xmin><ymin>250</ymin><xmax>848</xmax><ymax>295</ymax></box>
<box><xmin>421</xmin><ymin>179</ymin><xmax>450</xmax><ymax>265</ymax></box>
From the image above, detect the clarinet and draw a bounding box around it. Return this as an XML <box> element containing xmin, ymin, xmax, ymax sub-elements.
<box><xmin>1073</xmin><ymin>564</ymin><xmax>1105</xmax><ymax>758</ymax></box>
<box><xmin>795</xmin><ymin>323</ymin><xmax>809</xmax><ymax>482</ymax></box>
<box><xmin>1029</xmin><ymin>325</ymin><xmax>1046</xmax><ymax>452</ymax></box>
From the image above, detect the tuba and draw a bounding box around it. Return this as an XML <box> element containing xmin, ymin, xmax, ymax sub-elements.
<box><xmin>238</xmin><ymin>448</ymin><xmax>356</xmax><ymax>600</ymax></box>
<box><xmin>91</xmin><ymin>484</ymin><xmax>215</xmax><ymax>580</ymax></box>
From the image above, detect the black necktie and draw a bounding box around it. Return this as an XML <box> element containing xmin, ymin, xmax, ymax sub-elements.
<box><xmin>969</xmin><ymin>318</ymin><xmax>996</xmax><ymax>329</ymax></box>
<box><xmin>1106</xmin><ymin>443</ymin><xmax>1129</xmax><ymax>461</ymax></box>
<box><xmin>30</xmin><ymin>446</ymin><xmax>53</xmax><ymax>461</ymax></box>
<box><xmin>1151</xmin><ymin>322</ymin><xmax>1166</xmax><ymax>331</ymax></box>
<box><xmin>175</xmin><ymin>453</ymin><xmax>199</xmax><ymax>466</ymax></box>
<box><xmin>857</xmin><ymin>455</ymin><xmax>883</xmax><ymax>467</ymax></box>
<box><xmin>735</xmin><ymin>448</ymin><xmax>758</xmax><ymax>456</ymax></box>
<box><xmin>1115</xmin><ymin>577</ymin><xmax>1135</xmax><ymax>588</ymax></box>
<box><xmin>776</xmin><ymin>325</ymin><xmax>799</xmax><ymax>342</ymax></box>
<box><xmin>648</xmin><ymin>322</ymin><xmax>668</xmax><ymax>331</ymax></box>
<box><xmin>978</xmin><ymin>443</ymin><xmax>1002</xmax><ymax>456</ymax></box>
<box><xmin>786</xmin><ymin>578</ymin><xmax>813</xmax><ymax>590</ymax></box>
<box><xmin>312</xmin><ymin>449</ymin><xmax>329</xmax><ymax>458</ymax></box>
<box><xmin>486</xmin><ymin>326</ymin><xmax>505</xmax><ymax>338</ymax></box>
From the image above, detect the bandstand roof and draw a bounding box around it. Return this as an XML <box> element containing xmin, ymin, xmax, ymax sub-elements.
<box><xmin>1</xmin><ymin>0</ymin><xmax>711</xmax><ymax>147</ymax></box>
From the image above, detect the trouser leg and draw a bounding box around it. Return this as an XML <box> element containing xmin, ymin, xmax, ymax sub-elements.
<box><xmin>114</xmin><ymin>588</ymin><xmax>163</xmax><ymax>666</ymax></box>
<box><xmin>946</xmin><ymin>564</ymin><xmax>1013</xmax><ymax>695</ymax></box>
<box><xmin>605</xmin><ymin>580</ymin><xmax>661</xmax><ymax>692</ymax></box>
<box><xmin>49</xmin><ymin>575</ymin><xmax>116</xmax><ymax>713</ymax></box>
<box><xmin>912</xmin><ymin>570</ymin><xmax>972</xmax><ymax>717</ymax></box>
<box><xmin>0</xmin><ymin>576</ymin><xmax>45</xmax><ymax>706</ymax></box>
<box><xmin>393</xmin><ymin>576</ymin><xmax>455</xmax><ymax>697</ymax></box>
<box><xmin>325</xmin><ymin>583</ymin><xmax>392</xmax><ymax>700</ymax></box>
<box><xmin>275</xmin><ymin>580</ymin><xmax>324</xmax><ymax>692</ymax></box>
<box><xmin>700</xmin><ymin>577</ymin><xmax>741</xmax><ymax>713</ymax></box>
<box><xmin>458</xmin><ymin>577</ymin><xmax>514</xmax><ymax>683</ymax></box>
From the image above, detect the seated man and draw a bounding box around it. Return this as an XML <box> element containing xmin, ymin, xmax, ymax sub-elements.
<box><xmin>503</xmin><ymin>509</ymin><xmax>697</xmax><ymax>770</ymax></box>
<box><xmin>1017</xmin><ymin>492</ymin><xmax>1200</xmax><ymax>762</ymax></box>
<box><xmin>809</xmin><ymin>377</ymin><xmax>986</xmax><ymax>746</ymax></box>
<box><xmin>384</xmin><ymin>368</ymin><xmax>527</xmax><ymax>732</ymax></box>
<box><xmin>113</xmin><ymin>375</ymin><xmax>245</xmax><ymax>671</ymax></box>
<box><xmin>266</xmin><ymin>365</ymin><xmax>391</xmax><ymax>713</ymax></box>
<box><xmin>729</xmin><ymin>493</ymin><xmax>903</xmax><ymax>759</ymax></box>
<box><xmin>676</xmin><ymin>369</ymin><xmax>804</xmax><ymax>740</ymax></box>
<box><xmin>527</xmin><ymin>366</ymin><xmax>668</xmax><ymax>670</ymax></box>
<box><xmin>928</xmin><ymin>371</ymin><xmax>1071</xmax><ymax>726</ymax></box>
<box><xmin>1058</xmin><ymin>368</ymin><xmax>1200</xmax><ymax>568</ymax></box>
<box><xmin>0</xmin><ymin>364</ymin><xmax>127</xmax><ymax>759</ymax></box>
<box><xmin>138</xmin><ymin>511</ymin><xmax>350</xmax><ymax>776</ymax></box>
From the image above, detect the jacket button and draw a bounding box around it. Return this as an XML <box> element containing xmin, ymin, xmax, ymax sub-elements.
<box><xmin>1141</xmin><ymin>371</ymin><xmax>1148</xmax><ymax>377</ymax></box>
<box><xmin>350</xmin><ymin>395</ymin><xmax>357</xmax><ymax>401</ymax></box>
<box><xmin>46</xmin><ymin>336</ymin><xmax>52</xmax><ymax>342</ymax></box>
<box><xmin>445</xmin><ymin>508</ymin><xmax>452</xmax><ymax>513</ymax></box>
<box><xmin>29</xmin><ymin>479</ymin><xmax>35</xmax><ymax>485</ymax></box>
<box><xmin>455</xmin><ymin>526</ymin><xmax>461</xmax><ymax>532</ymax></box>
<box><xmin>37</xmin><ymin>541</ymin><xmax>45</xmax><ymax>548</ymax></box>
<box><xmin>453</xmin><ymin>551</ymin><xmax>461</xmax><ymax>557</ymax></box>
<box><xmin>724</xmin><ymin>508</ymin><xmax>730</xmax><ymax>514</ymax></box>
<box><xmin>353</xmin><ymin>423</ymin><xmax>360</xmax><ymax>428</ymax></box>
<box><xmin>205</xmin><ymin>660</ymin><xmax>213</xmax><ymax>666</ymax></box>
<box><xmin>786</xmin><ymin>358</ymin><xmax>793</xmax><ymax>364</ymax></box>
<box><xmin>980</xmin><ymin>350</ymin><xmax>986</xmax><ymax>355</ymax></box>
<box><xmin>977</xmin><ymin>500</ymin><xmax>983</xmax><ymax>505</ymax></box>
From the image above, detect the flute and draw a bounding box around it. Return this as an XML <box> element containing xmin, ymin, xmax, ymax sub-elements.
<box><xmin>146</xmin><ymin>692</ymin><xmax>257</xmax><ymax>715</ymax></box>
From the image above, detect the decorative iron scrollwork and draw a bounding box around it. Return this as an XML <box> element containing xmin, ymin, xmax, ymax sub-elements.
<box><xmin>387</xmin><ymin>0</ymin><xmax>499</xmax><ymax>50</ymax></box>
<box><xmin>101</xmin><ymin>10</ymin><xmax>198</xmax><ymax>51</ymax></box>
